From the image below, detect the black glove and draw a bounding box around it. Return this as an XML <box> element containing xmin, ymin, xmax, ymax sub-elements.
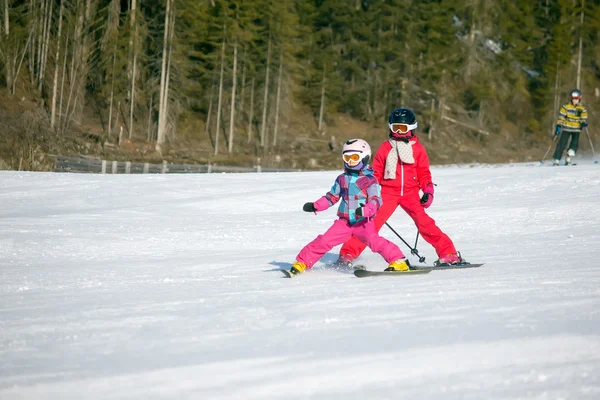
<box><xmin>581</xmin><ymin>121</ymin><xmax>588</xmax><ymax>129</ymax></box>
<box><xmin>554</xmin><ymin>125</ymin><xmax>561</xmax><ymax>137</ymax></box>
<box><xmin>420</xmin><ymin>193</ymin><xmax>433</xmax><ymax>208</ymax></box>
<box><xmin>303</xmin><ymin>202</ymin><xmax>316</xmax><ymax>212</ymax></box>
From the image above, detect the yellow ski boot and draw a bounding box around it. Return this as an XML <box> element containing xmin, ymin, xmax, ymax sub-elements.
<box><xmin>384</xmin><ymin>258</ymin><xmax>411</xmax><ymax>272</ymax></box>
<box><xmin>283</xmin><ymin>261</ymin><xmax>307</xmax><ymax>278</ymax></box>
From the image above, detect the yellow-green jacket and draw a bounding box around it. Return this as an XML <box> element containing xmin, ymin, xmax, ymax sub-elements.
<box><xmin>557</xmin><ymin>103</ymin><xmax>588</xmax><ymax>132</ymax></box>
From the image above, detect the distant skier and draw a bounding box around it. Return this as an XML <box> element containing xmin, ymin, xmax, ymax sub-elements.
<box><xmin>553</xmin><ymin>89</ymin><xmax>588</xmax><ymax>166</ymax></box>
<box><xmin>285</xmin><ymin>139</ymin><xmax>413</xmax><ymax>277</ymax></box>
<box><xmin>336</xmin><ymin>108</ymin><xmax>464</xmax><ymax>267</ymax></box>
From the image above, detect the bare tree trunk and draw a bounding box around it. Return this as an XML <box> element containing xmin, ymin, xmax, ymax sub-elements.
<box><xmin>128</xmin><ymin>0</ymin><xmax>137</xmax><ymax>140</ymax></box>
<box><xmin>162</xmin><ymin>6</ymin><xmax>175</xmax><ymax>141</ymax></box>
<box><xmin>318</xmin><ymin>65</ymin><xmax>326</xmax><ymax>132</ymax></box>
<box><xmin>10</xmin><ymin>26</ymin><xmax>34</xmax><ymax>96</ymax></box>
<box><xmin>62</xmin><ymin>0</ymin><xmax>84</xmax><ymax>132</ymax></box>
<box><xmin>38</xmin><ymin>0</ymin><xmax>53</xmax><ymax>92</ymax></box>
<box><xmin>273</xmin><ymin>52</ymin><xmax>283</xmax><ymax>148</ymax></box>
<box><xmin>260</xmin><ymin>35</ymin><xmax>271</xmax><ymax>148</ymax></box>
<box><xmin>214</xmin><ymin>36</ymin><xmax>225</xmax><ymax>156</ymax></box>
<box><xmin>576</xmin><ymin>0</ymin><xmax>584</xmax><ymax>90</ymax></box>
<box><xmin>3</xmin><ymin>0</ymin><xmax>10</xmax><ymax>88</ymax></box>
<box><xmin>50</xmin><ymin>0</ymin><xmax>65</xmax><ymax>128</ymax></box>
<box><xmin>156</xmin><ymin>0</ymin><xmax>172</xmax><ymax>151</ymax></box>
<box><xmin>247</xmin><ymin>77</ymin><xmax>255</xmax><ymax>143</ymax></box>
<box><xmin>129</xmin><ymin>43</ymin><xmax>137</xmax><ymax>139</ymax></box>
<box><xmin>36</xmin><ymin>0</ymin><xmax>47</xmax><ymax>83</ymax></box>
<box><xmin>102</xmin><ymin>0</ymin><xmax>119</xmax><ymax>132</ymax></box>
<box><xmin>2</xmin><ymin>0</ymin><xmax>35</xmax><ymax>96</ymax></box>
<box><xmin>239</xmin><ymin>50</ymin><xmax>246</xmax><ymax>122</ymax></box>
<box><xmin>28</xmin><ymin>0</ymin><xmax>36</xmax><ymax>83</ymax></box>
<box><xmin>108</xmin><ymin>42</ymin><xmax>116</xmax><ymax>137</ymax></box>
<box><xmin>74</xmin><ymin>0</ymin><xmax>96</xmax><ymax>122</ymax></box>
<box><xmin>62</xmin><ymin>39</ymin><xmax>81</xmax><ymax>132</ymax></box>
<box><xmin>4</xmin><ymin>0</ymin><xmax>9</xmax><ymax>36</ymax></box>
<box><xmin>114</xmin><ymin>100</ymin><xmax>120</xmax><ymax>137</ymax></box>
<box><xmin>228</xmin><ymin>43</ymin><xmax>238</xmax><ymax>154</ymax></box>
<box><xmin>34</xmin><ymin>0</ymin><xmax>46</xmax><ymax>80</ymax></box>
<box><xmin>59</xmin><ymin>34</ymin><xmax>69</xmax><ymax>127</ymax></box>
<box><xmin>205</xmin><ymin>78</ymin><xmax>215</xmax><ymax>137</ymax></box>
<box><xmin>62</xmin><ymin>30</ymin><xmax>79</xmax><ymax>133</ymax></box>
<box><xmin>147</xmin><ymin>94</ymin><xmax>153</xmax><ymax>141</ymax></box>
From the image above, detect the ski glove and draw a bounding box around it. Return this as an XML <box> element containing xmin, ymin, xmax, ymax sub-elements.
<box><xmin>355</xmin><ymin>202</ymin><xmax>377</xmax><ymax>218</ymax></box>
<box><xmin>581</xmin><ymin>121</ymin><xmax>588</xmax><ymax>129</ymax></box>
<box><xmin>554</xmin><ymin>125</ymin><xmax>561</xmax><ymax>137</ymax></box>
<box><xmin>303</xmin><ymin>202</ymin><xmax>316</xmax><ymax>212</ymax></box>
<box><xmin>420</xmin><ymin>183</ymin><xmax>434</xmax><ymax>209</ymax></box>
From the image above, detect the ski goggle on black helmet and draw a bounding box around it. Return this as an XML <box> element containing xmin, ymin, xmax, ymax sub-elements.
<box><xmin>388</xmin><ymin>108</ymin><xmax>418</xmax><ymax>139</ymax></box>
<box><xmin>570</xmin><ymin>89</ymin><xmax>582</xmax><ymax>99</ymax></box>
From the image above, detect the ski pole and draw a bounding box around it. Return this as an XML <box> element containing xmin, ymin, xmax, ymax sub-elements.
<box><xmin>541</xmin><ymin>133</ymin><xmax>559</xmax><ymax>164</ymax></box>
<box><xmin>384</xmin><ymin>222</ymin><xmax>426</xmax><ymax>263</ymax></box>
<box><xmin>584</xmin><ymin>127</ymin><xmax>596</xmax><ymax>157</ymax></box>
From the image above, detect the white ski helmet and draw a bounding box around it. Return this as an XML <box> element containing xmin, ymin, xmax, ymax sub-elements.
<box><xmin>342</xmin><ymin>138</ymin><xmax>371</xmax><ymax>168</ymax></box>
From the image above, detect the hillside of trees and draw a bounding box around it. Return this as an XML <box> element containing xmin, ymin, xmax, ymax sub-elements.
<box><xmin>1</xmin><ymin>0</ymin><xmax>599</xmax><ymax>172</ymax></box>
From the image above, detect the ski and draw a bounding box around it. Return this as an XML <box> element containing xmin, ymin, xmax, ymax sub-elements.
<box><xmin>353</xmin><ymin>267</ymin><xmax>432</xmax><ymax>278</ymax></box>
<box><xmin>281</xmin><ymin>269</ymin><xmax>298</xmax><ymax>278</ymax></box>
<box><xmin>410</xmin><ymin>263</ymin><xmax>484</xmax><ymax>271</ymax></box>
<box><xmin>281</xmin><ymin>263</ymin><xmax>357</xmax><ymax>278</ymax></box>
<box><xmin>282</xmin><ymin>263</ymin><xmax>483</xmax><ymax>278</ymax></box>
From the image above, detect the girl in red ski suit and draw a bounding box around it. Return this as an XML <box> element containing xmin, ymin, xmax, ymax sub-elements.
<box><xmin>338</xmin><ymin>109</ymin><xmax>459</xmax><ymax>265</ymax></box>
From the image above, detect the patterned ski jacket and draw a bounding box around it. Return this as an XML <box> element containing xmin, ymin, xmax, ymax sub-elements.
<box><xmin>557</xmin><ymin>103</ymin><xmax>588</xmax><ymax>132</ymax></box>
<box><xmin>313</xmin><ymin>168</ymin><xmax>382</xmax><ymax>225</ymax></box>
<box><xmin>371</xmin><ymin>136</ymin><xmax>433</xmax><ymax>197</ymax></box>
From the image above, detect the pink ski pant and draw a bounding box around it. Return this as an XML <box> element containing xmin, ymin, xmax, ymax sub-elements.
<box><xmin>296</xmin><ymin>218</ymin><xmax>404</xmax><ymax>269</ymax></box>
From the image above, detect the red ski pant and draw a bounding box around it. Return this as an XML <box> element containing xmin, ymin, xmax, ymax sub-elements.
<box><xmin>296</xmin><ymin>218</ymin><xmax>404</xmax><ymax>269</ymax></box>
<box><xmin>339</xmin><ymin>190</ymin><xmax>456</xmax><ymax>260</ymax></box>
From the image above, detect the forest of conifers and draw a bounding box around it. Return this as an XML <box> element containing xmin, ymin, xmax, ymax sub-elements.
<box><xmin>1</xmin><ymin>0</ymin><xmax>599</xmax><ymax>170</ymax></box>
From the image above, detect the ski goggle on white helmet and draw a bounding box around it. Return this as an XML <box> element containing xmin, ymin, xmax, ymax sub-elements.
<box><xmin>342</xmin><ymin>138</ymin><xmax>371</xmax><ymax>164</ymax></box>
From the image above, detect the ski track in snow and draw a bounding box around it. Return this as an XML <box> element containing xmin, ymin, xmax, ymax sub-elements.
<box><xmin>1</xmin><ymin>160</ymin><xmax>600</xmax><ymax>399</ymax></box>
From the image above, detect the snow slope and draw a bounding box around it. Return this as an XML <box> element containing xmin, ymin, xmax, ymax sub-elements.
<box><xmin>1</xmin><ymin>160</ymin><xmax>600</xmax><ymax>399</ymax></box>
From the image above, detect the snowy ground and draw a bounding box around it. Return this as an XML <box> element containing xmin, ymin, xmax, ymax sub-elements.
<box><xmin>1</xmin><ymin>159</ymin><xmax>600</xmax><ymax>399</ymax></box>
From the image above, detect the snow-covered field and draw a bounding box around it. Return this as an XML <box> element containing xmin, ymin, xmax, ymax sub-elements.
<box><xmin>1</xmin><ymin>160</ymin><xmax>600</xmax><ymax>399</ymax></box>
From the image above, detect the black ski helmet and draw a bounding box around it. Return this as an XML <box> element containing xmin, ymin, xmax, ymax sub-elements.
<box><xmin>388</xmin><ymin>108</ymin><xmax>418</xmax><ymax>140</ymax></box>
<box><xmin>570</xmin><ymin>89</ymin><xmax>582</xmax><ymax>99</ymax></box>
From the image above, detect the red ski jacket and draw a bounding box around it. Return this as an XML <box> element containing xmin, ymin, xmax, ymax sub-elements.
<box><xmin>371</xmin><ymin>137</ymin><xmax>433</xmax><ymax>196</ymax></box>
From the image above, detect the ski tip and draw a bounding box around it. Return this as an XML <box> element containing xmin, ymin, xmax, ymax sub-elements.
<box><xmin>281</xmin><ymin>269</ymin><xmax>294</xmax><ymax>278</ymax></box>
<box><xmin>353</xmin><ymin>269</ymin><xmax>370</xmax><ymax>278</ymax></box>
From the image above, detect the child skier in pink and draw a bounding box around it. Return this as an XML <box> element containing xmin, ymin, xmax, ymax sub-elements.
<box><xmin>285</xmin><ymin>139</ymin><xmax>411</xmax><ymax>277</ymax></box>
